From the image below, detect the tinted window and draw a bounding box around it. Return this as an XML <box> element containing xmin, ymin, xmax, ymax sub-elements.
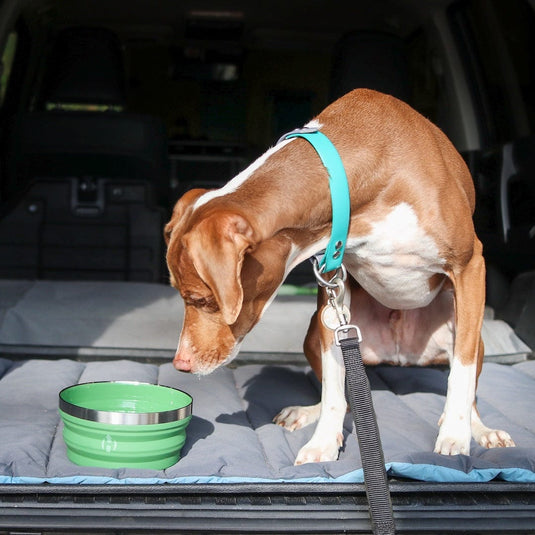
<box><xmin>0</xmin><ymin>32</ymin><xmax>18</xmax><ymax>107</ymax></box>
<box><xmin>452</xmin><ymin>0</ymin><xmax>535</xmax><ymax>145</ymax></box>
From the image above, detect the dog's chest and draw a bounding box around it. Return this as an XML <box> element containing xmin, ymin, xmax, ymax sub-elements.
<box><xmin>344</xmin><ymin>203</ymin><xmax>445</xmax><ymax>309</ymax></box>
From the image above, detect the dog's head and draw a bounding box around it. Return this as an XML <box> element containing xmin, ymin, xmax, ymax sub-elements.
<box><xmin>165</xmin><ymin>189</ymin><xmax>291</xmax><ymax>374</ymax></box>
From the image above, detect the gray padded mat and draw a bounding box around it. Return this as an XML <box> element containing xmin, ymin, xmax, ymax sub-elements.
<box><xmin>1</xmin><ymin>358</ymin><xmax>534</xmax><ymax>484</ymax></box>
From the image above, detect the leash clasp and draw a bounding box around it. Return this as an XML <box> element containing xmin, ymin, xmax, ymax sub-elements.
<box><xmin>314</xmin><ymin>259</ymin><xmax>362</xmax><ymax>344</ymax></box>
<box><xmin>335</xmin><ymin>324</ymin><xmax>362</xmax><ymax>346</ymax></box>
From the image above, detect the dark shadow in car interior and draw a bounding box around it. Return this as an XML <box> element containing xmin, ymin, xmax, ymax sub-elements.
<box><xmin>1</xmin><ymin>26</ymin><xmax>169</xmax><ymax>282</ymax></box>
<box><xmin>0</xmin><ymin>0</ymin><xmax>533</xmax><ymax>347</ymax></box>
<box><xmin>0</xmin><ymin>3</ymin><xmax>535</xmax><ymax>533</ymax></box>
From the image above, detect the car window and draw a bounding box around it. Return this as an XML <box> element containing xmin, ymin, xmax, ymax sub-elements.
<box><xmin>452</xmin><ymin>0</ymin><xmax>535</xmax><ymax>145</ymax></box>
<box><xmin>0</xmin><ymin>31</ymin><xmax>18</xmax><ymax>108</ymax></box>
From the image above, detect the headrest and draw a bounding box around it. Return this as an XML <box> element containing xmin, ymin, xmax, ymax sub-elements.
<box><xmin>40</xmin><ymin>26</ymin><xmax>126</xmax><ymax>107</ymax></box>
<box><xmin>330</xmin><ymin>31</ymin><xmax>411</xmax><ymax>103</ymax></box>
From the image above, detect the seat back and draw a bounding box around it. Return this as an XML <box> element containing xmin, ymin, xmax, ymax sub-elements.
<box><xmin>13</xmin><ymin>26</ymin><xmax>170</xmax><ymax>207</ymax></box>
<box><xmin>499</xmin><ymin>136</ymin><xmax>535</xmax><ymax>246</ymax></box>
<box><xmin>1</xmin><ymin>26</ymin><xmax>169</xmax><ymax>282</ymax></box>
<box><xmin>18</xmin><ymin>111</ymin><xmax>169</xmax><ymax>206</ymax></box>
<box><xmin>0</xmin><ymin>178</ymin><xmax>165</xmax><ymax>281</ymax></box>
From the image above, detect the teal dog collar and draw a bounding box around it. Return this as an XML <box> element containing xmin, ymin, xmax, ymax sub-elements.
<box><xmin>280</xmin><ymin>128</ymin><xmax>350</xmax><ymax>273</ymax></box>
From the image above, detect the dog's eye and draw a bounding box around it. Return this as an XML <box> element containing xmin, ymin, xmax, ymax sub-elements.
<box><xmin>163</xmin><ymin>225</ymin><xmax>173</xmax><ymax>245</ymax></box>
<box><xmin>187</xmin><ymin>296</ymin><xmax>206</xmax><ymax>307</ymax></box>
<box><xmin>184</xmin><ymin>294</ymin><xmax>219</xmax><ymax>312</ymax></box>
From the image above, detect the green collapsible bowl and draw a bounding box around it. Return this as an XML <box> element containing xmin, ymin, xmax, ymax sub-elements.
<box><xmin>59</xmin><ymin>381</ymin><xmax>192</xmax><ymax>469</ymax></box>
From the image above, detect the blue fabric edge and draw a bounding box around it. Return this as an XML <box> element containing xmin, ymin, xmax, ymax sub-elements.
<box><xmin>2</xmin><ymin>462</ymin><xmax>534</xmax><ymax>485</ymax></box>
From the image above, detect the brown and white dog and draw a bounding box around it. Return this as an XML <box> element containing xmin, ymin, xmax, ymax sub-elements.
<box><xmin>165</xmin><ymin>89</ymin><xmax>514</xmax><ymax>465</ymax></box>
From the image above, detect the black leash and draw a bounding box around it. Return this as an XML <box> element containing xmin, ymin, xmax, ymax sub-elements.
<box><xmin>312</xmin><ymin>259</ymin><xmax>396</xmax><ymax>535</ymax></box>
<box><xmin>284</xmin><ymin>126</ymin><xmax>395</xmax><ymax>533</ymax></box>
<box><xmin>340</xmin><ymin>335</ymin><xmax>396</xmax><ymax>535</ymax></box>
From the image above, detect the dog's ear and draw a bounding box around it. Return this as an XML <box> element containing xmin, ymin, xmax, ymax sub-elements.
<box><xmin>164</xmin><ymin>189</ymin><xmax>209</xmax><ymax>245</ymax></box>
<box><xmin>183</xmin><ymin>212</ymin><xmax>254</xmax><ymax>325</ymax></box>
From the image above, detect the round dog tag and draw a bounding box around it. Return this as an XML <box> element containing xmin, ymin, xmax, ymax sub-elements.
<box><xmin>321</xmin><ymin>304</ymin><xmax>350</xmax><ymax>330</ymax></box>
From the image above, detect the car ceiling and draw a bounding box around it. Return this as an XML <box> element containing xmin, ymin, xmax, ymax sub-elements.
<box><xmin>28</xmin><ymin>0</ymin><xmax>454</xmax><ymax>48</ymax></box>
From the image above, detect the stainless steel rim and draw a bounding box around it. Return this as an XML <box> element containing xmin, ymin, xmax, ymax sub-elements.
<box><xmin>59</xmin><ymin>381</ymin><xmax>193</xmax><ymax>425</ymax></box>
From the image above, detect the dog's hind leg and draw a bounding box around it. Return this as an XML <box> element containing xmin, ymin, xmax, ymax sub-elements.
<box><xmin>434</xmin><ymin>241</ymin><xmax>484</xmax><ymax>455</ymax></box>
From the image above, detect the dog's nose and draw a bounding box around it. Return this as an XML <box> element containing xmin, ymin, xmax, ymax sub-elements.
<box><xmin>173</xmin><ymin>354</ymin><xmax>192</xmax><ymax>372</ymax></box>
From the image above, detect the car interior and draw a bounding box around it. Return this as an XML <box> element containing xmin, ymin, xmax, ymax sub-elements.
<box><xmin>0</xmin><ymin>0</ymin><xmax>534</xmax><ymax>532</ymax></box>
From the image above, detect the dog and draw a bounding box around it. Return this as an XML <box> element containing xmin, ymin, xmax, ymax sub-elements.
<box><xmin>165</xmin><ymin>89</ymin><xmax>514</xmax><ymax>465</ymax></box>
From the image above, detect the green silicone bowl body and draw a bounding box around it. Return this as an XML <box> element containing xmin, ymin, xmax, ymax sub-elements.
<box><xmin>59</xmin><ymin>381</ymin><xmax>192</xmax><ymax>469</ymax></box>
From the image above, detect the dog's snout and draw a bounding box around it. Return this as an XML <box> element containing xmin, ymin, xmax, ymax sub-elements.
<box><xmin>173</xmin><ymin>353</ymin><xmax>192</xmax><ymax>372</ymax></box>
<box><xmin>172</xmin><ymin>330</ymin><xmax>238</xmax><ymax>375</ymax></box>
<box><xmin>173</xmin><ymin>338</ymin><xmax>193</xmax><ymax>372</ymax></box>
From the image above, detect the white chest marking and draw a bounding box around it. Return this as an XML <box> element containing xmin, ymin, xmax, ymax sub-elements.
<box><xmin>345</xmin><ymin>203</ymin><xmax>445</xmax><ymax>309</ymax></box>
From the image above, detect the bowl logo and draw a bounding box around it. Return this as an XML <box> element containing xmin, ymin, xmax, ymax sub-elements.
<box><xmin>101</xmin><ymin>434</ymin><xmax>118</xmax><ymax>453</ymax></box>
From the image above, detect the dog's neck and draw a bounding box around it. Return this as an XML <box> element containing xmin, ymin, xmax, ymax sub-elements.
<box><xmin>195</xmin><ymin>139</ymin><xmax>336</xmax><ymax>255</ymax></box>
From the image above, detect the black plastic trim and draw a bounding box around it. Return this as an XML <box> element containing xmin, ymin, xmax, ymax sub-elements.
<box><xmin>1</xmin><ymin>482</ymin><xmax>535</xmax><ymax>533</ymax></box>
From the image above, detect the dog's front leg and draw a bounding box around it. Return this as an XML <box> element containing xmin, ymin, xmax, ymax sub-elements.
<box><xmin>294</xmin><ymin>337</ymin><xmax>346</xmax><ymax>465</ymax></box>
<box><xmin>273</xmin><ymin>338</ymin><xmax>345</xmax><ymax>464</ymax></box>
<box><xmin>274</xmin><ymin>286</ymin><xmax>348</xmax><ymax>464</ymax></box>
<box><xmin>272</xmin><ymin>305</ymin><xmax>324</xmax><ymax>432</ymax></box>
<box><xmin>434</xmin><ymin>238</ymin><xmax>496</xmax><ymax>455</ymax></box>
<box><xmin>434</xmin><ymin>242</ymin><xmax>485</xmax><ymax>455</ymax></box>
<box><xmin>293</xmin><ymin>292</ymin><xmax>348</xmax><ymax>465</ymax></box>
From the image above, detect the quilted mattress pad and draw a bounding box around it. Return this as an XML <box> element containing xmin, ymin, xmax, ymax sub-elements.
<box><xmin>1</xmin><ymin>357</ymin><xmax>534</xmax><ymax>485</ymax></box>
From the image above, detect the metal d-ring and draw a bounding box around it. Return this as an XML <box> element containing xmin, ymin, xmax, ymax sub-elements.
<box><xmin>312</xmin><ymin>256</ymin><xmax>347</xmax><ymax>289</ymax></box>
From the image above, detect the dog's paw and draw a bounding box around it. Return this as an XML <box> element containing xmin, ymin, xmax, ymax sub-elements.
<box><xmin>434</xmin><ymin>421</ymin><xmax>471</xmax><ymax>455</ymax></box>
<box><xmin>434</xmin><ymin>434</ymin><xmax>471</xmax><ymax>456</ymax></box>
<box><xmin>294</xmin><ymin>433</ymin><xmax>343</xmax><ymax>465</ymax></box>
<box><xmin>476</xmin><ymin>428</ymin><xmax>515</xmax><ymax>449</ymax></box>
<box><xmin>273</xmin><ymin>403</ymin><xmax>321</xmax><ymax>431</ymax></box>
<box><xmin>471</xmin><ymin>413</ymin><xmax>515</xmax><ymax>448</ymax></box>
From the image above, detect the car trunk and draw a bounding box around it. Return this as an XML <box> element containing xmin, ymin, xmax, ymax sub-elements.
<box><xmin>1</xmin><ymin>0</ymin><xmax>535</xmax><ymax>531</ymax></box>
<box><xmin>0</xmin><ymin>278</ymin><xmax>534</xmax><ymax>533</ymax></box>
